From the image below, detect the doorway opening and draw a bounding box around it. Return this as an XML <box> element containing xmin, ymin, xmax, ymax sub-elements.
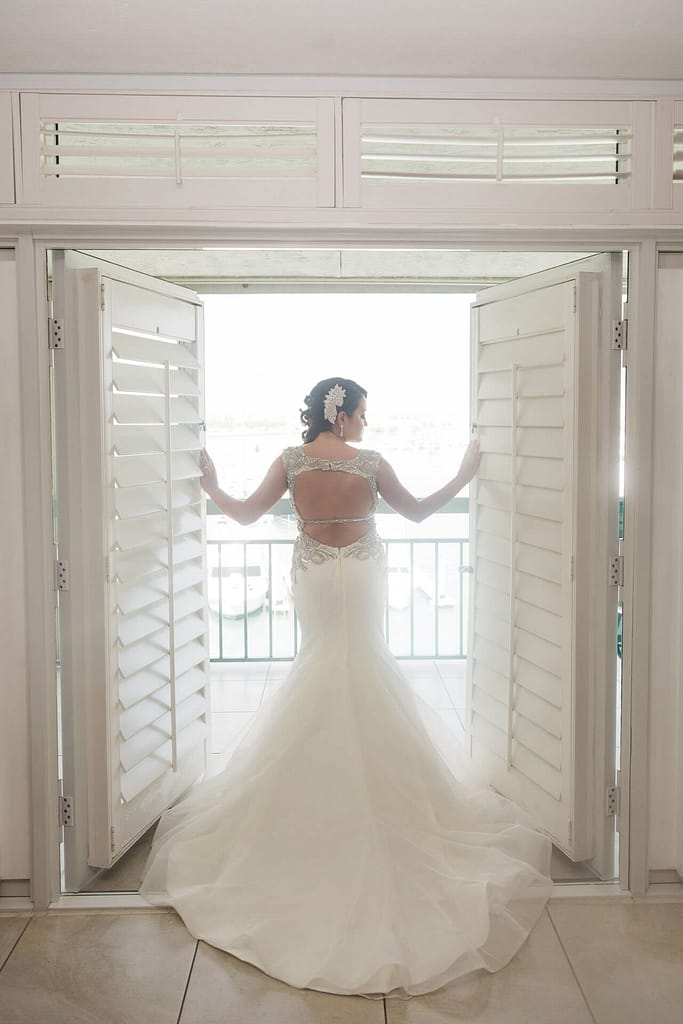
<box><xmin>49</xmin><ymin>246</ymin><xmax>626</xmax><ymax>896</ymax></box>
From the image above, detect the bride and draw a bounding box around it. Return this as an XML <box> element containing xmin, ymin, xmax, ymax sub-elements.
<box><xmin>140</xmin><ymin>376</ymin><xmax>553</xmax><ymax>999</ymax></box>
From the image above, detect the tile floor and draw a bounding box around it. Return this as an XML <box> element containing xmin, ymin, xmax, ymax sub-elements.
<box><xmin>2</xmin><ymin>901</ymin><xmax>683</xmax><ymax>1023</ymax></box>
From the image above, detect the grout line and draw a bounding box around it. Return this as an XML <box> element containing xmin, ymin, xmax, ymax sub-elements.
<box><xmin>383</xmin><ymin>996</ymin><xmax>388</xmax><ymax>1024</ymax></box>
<box><xmin>546</xmin><ymin>907</ymin><xmax>598</xmax><ymax>1024</ymax></box>
<box><xmin>176</xmin><ymin>939</ymin><xmax>200</xmax><ymax>1024</ymax></box>
<box><xmin>0</xmin><ymin>917</ymin><xmax>32</xmax><ymax>974</ymax></box>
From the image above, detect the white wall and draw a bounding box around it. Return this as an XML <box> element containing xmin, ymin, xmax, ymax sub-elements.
<box><xmin>647</xmin><ymin>257</ymin><xmax>683</xmax><ymax>872</ymax></box>
<box><xmin>0</xmin><ymin>250</ymin><xmax>31</xmax><ymax>883</ymax></box>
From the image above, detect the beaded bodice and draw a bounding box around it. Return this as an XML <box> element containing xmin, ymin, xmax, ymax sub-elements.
<box><xmin>281</xmin><ymin>446</ymin><xmax>381</xmax><ymax>526</ymax></box>
<box><xmin>281</xmin><ymin>446</ymin><xmax>384</xmax><ymax>578</ymax></box>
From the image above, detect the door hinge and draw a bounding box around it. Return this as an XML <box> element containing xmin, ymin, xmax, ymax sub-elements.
<box><xmin>59</xmin><ymin>794</ymin><xmax>74</xmax><ymax>827</ymax></box>
<box><xmin>111</xmin><ymin>827</ymin><xmax>116</xmax><ymax>854</ymax></box>
<box><xmin>100</xmin><ymin>283</ymin><xmax>106</xmax><ymax>312</ymax></box>
<box><xmin>54</xmin><ymin>559</ymin><xmax>70</xmax><ymax>591</ymax></box>
<box><xmin>605</xmin><ymin>784</ymin><xmax>621</xmax><ymax>817</ymax></box>
<box><xmin>48</xmin><ymin>316</ymin><xmax>64</xmax><ymax>350</ymax></box>
<box><xmin>612</xmin><ymin>319</ymin><xmax>628</xmax><ymax>351</ymax></box>
<box><xmin>608</xmin><ymin>555</ymin><xmax>624</xmax><ymax>587</ymax></box>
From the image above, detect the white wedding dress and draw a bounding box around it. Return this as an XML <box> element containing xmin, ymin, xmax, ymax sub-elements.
<box><xmin>140</xmin><ymin>447</ymin><xmax>553</xmax><ymax>999</ymax></box>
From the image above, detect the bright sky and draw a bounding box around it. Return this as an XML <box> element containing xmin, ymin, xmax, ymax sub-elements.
<box><xmin>202</xmin><ymin>292</ymin><xmax>474</xmax><ymax>437</ymax></box>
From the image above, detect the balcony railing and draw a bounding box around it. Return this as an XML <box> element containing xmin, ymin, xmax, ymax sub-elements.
<box><xmin>208</xmin><ymin>531</ymin><xmax>470</xmax><ymax>662</ymax></box>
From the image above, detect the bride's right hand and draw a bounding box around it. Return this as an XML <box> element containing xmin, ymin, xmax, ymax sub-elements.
<box><xmin>457</xmin><ymin>438</ymin><xmax>481</xmax><ymax>485</ymax></box>
<box><xmin>199</xmin><ymin>449</ymin><xmax>218</xmax><ymax>495</ymax></box>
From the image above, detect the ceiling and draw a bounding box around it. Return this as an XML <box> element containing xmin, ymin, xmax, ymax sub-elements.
<box><xmin>79</xmin><ymin>249</ymin><xmax>597</xmax><ymax>287</ymax></box>
<box><xmin>3</xmin><ymin>0</ymin><xmax>683</xmax><ymax>80</ymax></box>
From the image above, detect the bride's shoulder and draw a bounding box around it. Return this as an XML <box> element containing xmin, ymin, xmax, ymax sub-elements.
<box><xmin>281</xmin><ymin>444</ymin><xmax>304</xmax><ymax>465</ymax></box>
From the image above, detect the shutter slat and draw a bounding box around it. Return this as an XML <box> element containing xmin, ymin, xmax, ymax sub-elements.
<box><xmin>516</xmin><ymin>599</ymin><xmax>563</xmax><ymax>647</ymax></box>
<box><xmin>515</xmin><ymin>628</ymin><xmax>563</xmax><ymax>678</ymax></box>
<box><xmin>115</xmin><ymin>481</ymin><xmax>167</xmax><ymax>519</ymax></box>
<box><xmin>173</xmin><ymin>613</ymin><xmax>205</xmax><ymax>648</ymax></box>
<box><xmin>173</xmin><ymin>562</ymin><xmax>204</xmax><ymax>594</ymax></box>
<box><xmin>516</xmin><ymin>655</ymin><xmax>562</xmax><ymax>709</ymax></box>
<box><xmin>174</xmin><ymin>639</ymin><xmax>205</xmax><ymax>677</ymax></box>
<box><xmin>113</xmin><ymin>364</ymin><xmax>198</xmax><ymax>399</ymax></box>
<box><xmin>176</xmin><ymin>665</ymin><xmax>206</xmax><ymax>703</ymax></box>
<box><xmin>174</xmin><ymin>506</ymin><xmax>202</xmax><ymax>536</ymax></box>
<box><xmin>473</xmin><ymin>686</ymin><xmax>507</xmax><ymax>733</ymax></box>
<box><xmin>112</xmin><ymin>454</ymin><xmax>166</xmax><ymax>488</ymax></box>
<box><xmin>120</xmin><ymin>743</ymin><xmax>172</xmax><ymax>803</ymax></box>
<box><xmin>174</xmin><ymin>588</ymin><xmax>205</xmax><ymax>621</ymax></box>
<box><xmin>112</xmin><ymin>332</ymin><xmax>199</xmax><ymax>368</ymax></box>
<box><xmin>117</xmin><ymin>601</ymin><xmax>168</xmax><ymax>647</ymax></box>
<box><xmin>511</xmin><ymin>742</ymin><xmax>562</xmax><ymax>800</ymax></box>
<box><xmin>115</xmin><ymin>545</ymin><xmax>168</xmax><ymax>584</ymax></box>
<box><xmin>119</xmin><ymin>657</ymin><xmax>170</xmax><ymax>710</ymax></box>
<box><xmin>514</xmin><ymin>710</ymin><xmax>562</xmax><ymax>769</ymax></box>
<box><xmin>119</xmin><ymin>686</ymin><xmax>171</xmax><ymax>741</ymax></box>
<box><xmin>117</xmin><ymin>573</ymin><xmax>169</xmax><ymax>615</ymax></box>
<box><xmin>118</xmin><ymin>629</ymin><xmax>170</xmax><ymax>679</ymax></box>
<box><xmin>120</xmin><ymin>718</ymin><xmax>171</xmax><ymax>773</ymax></box>
<box><xmin>516</xmin><ymin>572</ymin><xmax>563</xmax><ymax>616</ymax></box>
<box><xmin>516</xmin><ymin>686</ymin><xmax>563</xmax><ymax>739</ymax></box>
<box><xmin>173</xmin><ymin>536</ymin><xmax>203</xmax><ymax>566</ymax></box>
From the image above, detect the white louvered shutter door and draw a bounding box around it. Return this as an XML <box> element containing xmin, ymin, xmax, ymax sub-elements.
<box><xmin>100</xmin><ymin>277</ymin><xmax>208</xmax><ymax>865</ymax></box>
<box><xmin>467</xmin><ymin>255</ymin><xmax>621</xmax><ymax>869</ymax></box>
<box><xmin>55</xmin><ymin>253</ymin><xmax>208</xmax><ymax>872</ymax></box>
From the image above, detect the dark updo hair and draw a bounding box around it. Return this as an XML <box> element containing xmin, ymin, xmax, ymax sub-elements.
<box><xmin>300</xmin><ymin>377</ymin><xmax>368</xmax><ymax>443</ymax></box>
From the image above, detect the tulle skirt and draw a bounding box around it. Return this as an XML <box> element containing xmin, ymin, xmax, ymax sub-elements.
<box><xmin>140</xmin><ymin>530</ymin><xmax>552</xmax><ymax>998</ymax></box>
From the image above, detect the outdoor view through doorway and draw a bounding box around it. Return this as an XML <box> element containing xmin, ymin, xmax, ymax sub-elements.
<box><xmin>203</xmin><ymin>291</ymin><xmax>473</xmax><ymax>665</ymax></box>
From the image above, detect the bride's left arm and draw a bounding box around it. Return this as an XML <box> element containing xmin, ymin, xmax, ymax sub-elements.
<box><xmin>200</xmin><ymin>450</ymin><xmax>288</xmax><ymax>525</ymax></box>
<box><xmin>377</xmin><ymin>438</ymin><xmax>480</xmax><ymax>524</ymax></box>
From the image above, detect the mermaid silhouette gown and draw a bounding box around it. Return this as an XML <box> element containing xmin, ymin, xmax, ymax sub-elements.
<box><xmin>140</xmin><ymin>447</ymin><xmax>553</xmax><ymax>999</ymax></box>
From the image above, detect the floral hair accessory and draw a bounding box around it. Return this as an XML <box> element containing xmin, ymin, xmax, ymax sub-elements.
<box><xmin>323</xmin><ymin>384</ymin><xmax>346</xmax><ymax>424</ymax></box>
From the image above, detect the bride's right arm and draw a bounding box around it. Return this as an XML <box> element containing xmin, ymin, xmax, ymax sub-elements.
<box><xmin>199</xmin><ymin>450</ymin><xmax>288</xmax><ymax>525</ymax></box>
<box><xmin>377</xmin><ymin>438</ymin><xmax>480</xmax><ymax>524</ymax></box>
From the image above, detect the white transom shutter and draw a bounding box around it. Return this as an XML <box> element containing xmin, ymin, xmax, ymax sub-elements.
<box><xmin>467</xmin><ymin>255</ymin><xmax>621</xmax><ymax>870</ymax></box>
<box><xmin>54</xmin><ymin>252</ymin><xmax>208</xmax><ymax>878</ymax></box>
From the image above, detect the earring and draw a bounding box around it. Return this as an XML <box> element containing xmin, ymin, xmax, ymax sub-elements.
<box><xmin>339</xmin><ymin>421</ymin><xmax>345</xmax><ymax>439</ymax></box>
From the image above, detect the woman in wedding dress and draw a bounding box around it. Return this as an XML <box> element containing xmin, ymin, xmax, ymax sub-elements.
<box><xmin>140</xmin><ymin>377</ymin><xmax>553</xmax><ymax>1000</ymax></box>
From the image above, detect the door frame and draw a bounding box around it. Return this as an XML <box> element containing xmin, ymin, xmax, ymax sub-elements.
<box><xmin>14</xmin><ymin>229</ymin><xmax>658</xmax><ymax>908</ymax></box>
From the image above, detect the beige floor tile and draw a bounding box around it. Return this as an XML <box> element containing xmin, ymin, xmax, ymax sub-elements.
<box><xmin>406</xmin><ymin>675</ymin><xmax>452</xmax><ymax>708</ymax></box>
<box><xmin>209</xmin><ymin>710</ymin><xmax>255</xmax><ymax>752</ymax></box>
<box><xmin>0</xmin><ymin>916</ymin><xmax>30</xmax><ymax>968</ymax></box>
<box><xmin>434</xmin><ymin>708</ymin><xmax>466</xmax><ymax>744</ymax></box>
<box><xmin>209</xmin><ymin>677</ymin><xmax>266</xmax><ymax>712</ymax></box>
<box><xmin>400</xmin><ymin>660</ymin><xmax>442</xmax><ymax>680</ymax></box>
<box><xmin>385</xmin><ymin>910</ymin><xmax>593</xmax><ymax>1024</ymax></box>
<box><xmin>441</xmin><ymin>673</ymin><xmax>466</xmax><ymax>710</ymax></box>
<box><xmin>211</xmin><ymin>660</ymin><xmax>270</xmax><ymax>680</ymax></box>
<box><xmin>263</xmin><ymin>675</ymin><xmax>288</xmax><ymax>698</ymax></box>
<box><xmin>548</xmin><ymin>901</ymin><xmax>683</xmax><ymax>1024</ymax></box>
<box><xmin>180</xmin><ymin>941</ymin><xmax>385</xmax><ymax>1024</ymax></box>
<box><xmin>435</xmin><ymin>659</ymin><xmax>466</xmax><ymax>680</ymax></box>
<box><xmin>267</xmin><ymin>660</ymin><xmax>294</xmax><ymax>679</ymax></box>
<box><xmin>0</xmin><ymin>912</ymin><xmax>195</xmax><ymax>1024</ymax></box>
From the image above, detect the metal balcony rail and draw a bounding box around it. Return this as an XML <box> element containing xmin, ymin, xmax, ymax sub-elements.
<box><xmin>208</xmin><ymin>535</ymin><xmax>470</xmax><ymax>663</ymax></box>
